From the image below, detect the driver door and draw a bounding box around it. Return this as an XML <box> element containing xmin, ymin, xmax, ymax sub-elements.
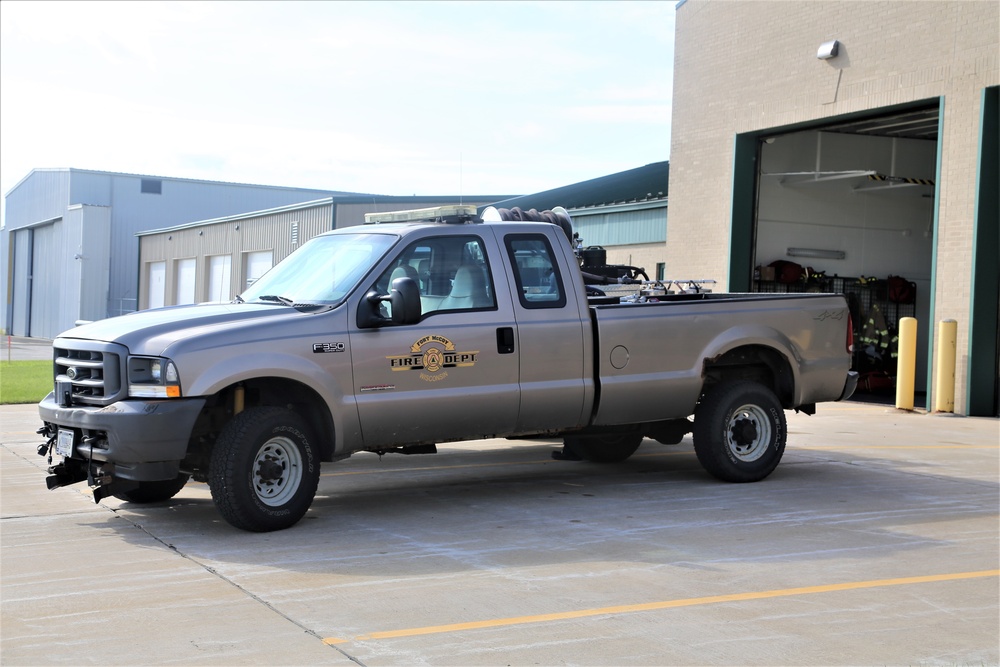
<box><xmin>350</xmin><ymin>230</ymin><xmax>520</xmax><ymax>448</ymax></box>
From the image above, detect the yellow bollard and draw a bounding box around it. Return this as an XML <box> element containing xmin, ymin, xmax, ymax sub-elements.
<box><xmin>895</xmin><ymin>317</ymin><xmax>918</xmax><ymax>411</ymax></box>
<box><xmin>933</xmin><ymin>319</ymin><xmax>957</xmax><ymax>413</ymax></box>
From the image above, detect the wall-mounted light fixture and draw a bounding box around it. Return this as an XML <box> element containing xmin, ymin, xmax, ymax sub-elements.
<box><xmin>788</xmin><ymin>247</ymin><xmax>846</xmax><ymax>260</ymax></box>
<box><xmin>817</xmin><ymin>39</ymin><xmax>840</xmax><ymax>60</ymax></box>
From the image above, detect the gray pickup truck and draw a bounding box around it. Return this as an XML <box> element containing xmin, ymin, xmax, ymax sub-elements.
<box><xmin>38</xmin><ymin>205</ymin><xmax>857</xmax><ymax>532</ymax></box>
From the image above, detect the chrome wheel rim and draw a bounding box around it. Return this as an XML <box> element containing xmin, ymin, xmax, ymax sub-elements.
<box><xmin>252</xmin><ymin>436</ymin><xmax>302</xmax><ymax>506</ymax></box>
<box><xmin>726</xmin><ymin>404</ymin><xmax>771</xmax><ymax>462</ymax></box>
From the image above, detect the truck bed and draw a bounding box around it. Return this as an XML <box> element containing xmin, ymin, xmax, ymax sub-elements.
<box><xmin>587</xmin><ymin>291</ymin><xmax>852</xmax><ymax>425</ymax></box>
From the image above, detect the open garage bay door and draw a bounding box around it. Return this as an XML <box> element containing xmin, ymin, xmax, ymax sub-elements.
<box><xmin>751</xmin><ymin>105</ymin><xmax>939</xmax><ymax>406</ymax></box>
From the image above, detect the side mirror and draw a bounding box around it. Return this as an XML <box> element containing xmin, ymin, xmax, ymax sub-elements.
<box><xmin>388</xmin><ymin>276</ymin><xmax>421</xmax><ymax>324</ymax></box>
<box><xmin>357</xmin><ymin>277</ymin><xmax>421</xmax><ymax>328</ymax></box>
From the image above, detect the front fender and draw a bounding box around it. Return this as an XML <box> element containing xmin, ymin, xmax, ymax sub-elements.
<box><xmin>184</xmin><ymin>351</ymin><xmax>349</xmax><ymax>401</ymax></box>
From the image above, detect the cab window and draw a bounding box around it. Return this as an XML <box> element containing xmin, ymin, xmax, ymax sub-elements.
<box><xmin>374</xmin><ymin>235</ymin><xmax>495</xmax><ymax>319</ymax></box>
<box><xmin>505</xmin><ymin>234</ymin><xmax>567</xmax><ymax>309</ymax></box>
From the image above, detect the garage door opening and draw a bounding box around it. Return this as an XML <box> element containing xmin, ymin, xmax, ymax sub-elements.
<box><xmin>749</xmin><ymin>104</ymin><xmax>939</xmax><ymax>406</ymax></box>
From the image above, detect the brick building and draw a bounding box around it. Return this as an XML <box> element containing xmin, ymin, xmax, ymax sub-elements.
<box><xmin>668</xmin><ymin>0</ymin><xmax>998</xmax><ymax>415</ymax></box>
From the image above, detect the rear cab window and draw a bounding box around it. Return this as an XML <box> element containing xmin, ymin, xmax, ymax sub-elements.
<box><xmin>504</xmin><ymin>234</ymin><xmax>567</xmax><ymax>309</ymax></box>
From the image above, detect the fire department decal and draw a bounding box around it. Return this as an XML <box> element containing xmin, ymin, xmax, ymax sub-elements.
<box><xmin>386</xmin><ymin>335</ymin><xmax>479</xmax><ymax>382</ymax></box>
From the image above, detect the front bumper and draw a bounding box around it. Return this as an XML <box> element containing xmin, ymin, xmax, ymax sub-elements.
<box><xmin>38</xmin><ymin>392</ymin><xmax>206</xmax><ymax>482</ymax></box>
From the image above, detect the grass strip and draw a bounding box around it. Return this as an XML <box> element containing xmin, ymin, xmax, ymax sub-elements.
<box><xmin>0</xmin><ymin>360</ymin><xmax>51</xmax><ymax>404</ymax></box>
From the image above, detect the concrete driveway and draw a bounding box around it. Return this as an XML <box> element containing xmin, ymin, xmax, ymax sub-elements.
<box><xmin>1</xmin><ymin>400</ymin><xmax>997</xmax><ymax>666</ymax></box>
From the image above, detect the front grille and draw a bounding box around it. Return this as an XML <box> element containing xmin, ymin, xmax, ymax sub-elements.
<box><xmin>53</xmin><ymin>341</ymin><xmax>124</xmax><ymax>406</ymax></box>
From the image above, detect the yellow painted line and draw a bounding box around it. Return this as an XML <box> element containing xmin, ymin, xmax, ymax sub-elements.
<box><xmin>322</xmin><ymin>570</ymin><xmax>999</xmax><ymax>645</ymax></box>
<box><xmin>796</xmin><ymin>444</ymin><xmax>997</xmax><ymax>451</ymax></box>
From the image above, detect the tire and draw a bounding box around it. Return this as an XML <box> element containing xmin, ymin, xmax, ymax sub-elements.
<box><xmin>209</xmin><ymin>406</ymin><xmax>320</xmax><ymax>532</ymax></box>
<box><xmin>112</xmin><ymin>474</ymin><xmax>189</xmax><ymax>503</ymax></box>
<box><xmin>693</xmin><ymin>381</ymin><xmax>786</xmax><ymax>483</ymax></box>
<box><xmin>564</xmin><ymin>433</ymin><xmax>644</xmax><ymax>463</ymax></box>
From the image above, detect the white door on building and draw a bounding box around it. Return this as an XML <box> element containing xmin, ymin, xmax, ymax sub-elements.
<box><xmin>207</xmin><ymin>255</ymin><xmax>232</xmax><ymax>302</ymax></box>
<box><xmin>244</xmin><ymin>251</ymin><xmax>273</xmax><ymax>289</ymax></box>
<box><xmin>175</xmin><ymin>258</ymin><xmax>196</xmax><ymax>305</ymax></box>
<box><xmin>147</xmin><ymin>262</ymin><xmax>166</xmax><ymax>310</ymax></box>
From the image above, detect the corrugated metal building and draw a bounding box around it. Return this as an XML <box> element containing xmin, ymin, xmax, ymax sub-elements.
<box><xmin>2</xmin><ymin>168</ymin><xmax>364</xmax><ymax>339</ymax></box>
<box><xmin>135</xmin><ymin>195</ymin><xmax>505</xmax><ymax>308</ymax></box>
<box><xmin>486</xmin><ymin>161</ymin><xmax>670</xmax><ymax>279</ymax></box>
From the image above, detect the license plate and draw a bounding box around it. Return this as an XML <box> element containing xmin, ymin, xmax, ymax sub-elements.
<box><xmin>56</xmin><ymin>429</ymin><xmax>75</xmax><ymax>458</ymax></box>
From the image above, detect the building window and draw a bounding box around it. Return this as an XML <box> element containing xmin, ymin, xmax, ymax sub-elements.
<box><xmin>141</xmin><ymin>178</ymin><xmax>162</xmax><ymax>194</ymax></box>
<box><xmin>656</xmin><ymin>262</ymin><xmax>666</xmax><ymax>281</ymax></box>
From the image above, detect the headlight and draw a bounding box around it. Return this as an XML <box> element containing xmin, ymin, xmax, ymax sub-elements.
<box><xmin>128</xmin><ymin>357</ymin><xmax>182</xmax><ymax>398</ymax></box>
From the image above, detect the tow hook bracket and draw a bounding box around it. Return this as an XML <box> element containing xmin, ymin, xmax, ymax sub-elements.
<box><xmin>46</xmin><ymin>460</ymin><xmax>86</xmax><ymax>490</ymax></box>
<box><xmin>88</xmin><ymin>463</ymin><xmax>115</xmax><ymax>490</ymax></box>
<box><xmin>46</xmin><ymin>468</ymin><xmax>74</xmax><ymax>490</ymax></box>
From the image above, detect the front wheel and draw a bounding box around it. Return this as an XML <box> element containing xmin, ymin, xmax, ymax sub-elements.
<box><xmin>209</xmin><ymin>406</ymin><xmax>320</xmax><ymax>532</ymax></box>
<box><xmin>693</xmin><ymin>381</ymin><xmax>786</xmax><ymax>483</ymax></box>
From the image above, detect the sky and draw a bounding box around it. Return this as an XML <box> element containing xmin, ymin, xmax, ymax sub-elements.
<box><xmin>0</xmin><ymin>1</ymin><xmax>674</xmax><ymax>223</ymax></box>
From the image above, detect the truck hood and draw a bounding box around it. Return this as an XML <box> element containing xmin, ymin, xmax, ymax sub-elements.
<box><xmin>57</xmin><ymin>302</ymin><xmax>308</xmax><ymax>356</ymax></box>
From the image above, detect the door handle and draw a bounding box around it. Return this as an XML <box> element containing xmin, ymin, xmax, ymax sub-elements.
<box><xmin>496</xmin><ymin>327</ymin><xmax>515</xmax><ymax>354</ymax></box>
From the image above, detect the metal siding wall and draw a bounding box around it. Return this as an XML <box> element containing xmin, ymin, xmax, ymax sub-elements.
<box><xmin>107</xmin><ymin>175</ymin><xmax>336</xmax><ymax>316</ymax></box>
<box><xmin>2</xmin><ymin>171</ymin><xmax>71</xmax><ymax>333</ymax></box>
<box><xmin>61</xmin><ymin>208</ymin><xmax>85</xmax><ymax>334</ymax></box>
<box><xmin>574</xmin><ymin>208</ymin><xmax>667</xmax><ymax>246</ymax></box>
<box><xmin>3</xmin><ymin>169</ymin><xmax>340</xmax><ymax>332</ymax></box>
<box><xmin>10</xmin><ymin>230</ymin><xmax>32</xmax><ymax>336</ymax></box>
<box><xmin>334</xmin><ymin>200</ymin><xmax>498</xmax><ymax>228</ymax></box>
<box><xmin>67</xmin><ymin>170</ymin><xmax>113</xmax><ymax>206</ymax></box>
<box><xmin>138</xmin><ymin>203</ymin><xmax>335</xmax><ymax>307</ymax></box>
<box><xmin>79</xmin><ymin>206</ymin><xmax>112</xmax><ymax>322</ymax></box>
<box><xmin>29</xmin><ymin>222</ymin><xmax>62</xmax><ymax>338</ymax></box>
<box><xmin>4</xmin><ymin>171</ymin><xmax>71</xmax><ymax>231</ymax></box>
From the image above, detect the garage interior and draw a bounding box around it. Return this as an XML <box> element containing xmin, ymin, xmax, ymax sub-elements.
<box><xmin>751</xmin><ymin>105</ymin><xmax>939</xmax><ymax>405</ymax></box>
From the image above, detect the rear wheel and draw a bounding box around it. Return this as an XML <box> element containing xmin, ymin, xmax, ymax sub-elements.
<box><xmin>693</xmin><ymin>381</ymin><xmax>786</xmax><ymax>482</ymax></box>
<box><xmin>563</xmin><ymin>433</ymin><xmax>644</xmax><ymax>463</ymax></box>
<box><xmin>209</xmin><ymin>406</ymin><xmax>320</xmax><ymax>532</ymax></box>
<box><xmin>112</xmin><ymin>474</ymin><xmax>189</xmax><ymax>503</ymax></box>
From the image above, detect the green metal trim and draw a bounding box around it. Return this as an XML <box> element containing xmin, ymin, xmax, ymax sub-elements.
<box><xmin>925</xmin><ymin>97</ymin><xmax>946</xmax><ymax>412</ymax></box>
<box><xmin>729</xmin><ymin>133</ymin><xmax>757</xmax><ymax>292</ymax></box>
<box><xmin>966</xmin><ymin>86</ymin><xmax>1000</xmax><ymax>416</ymax></box>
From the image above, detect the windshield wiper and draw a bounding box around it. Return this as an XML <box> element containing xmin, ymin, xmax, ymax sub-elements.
<box><xmin>257</xmin><ymin>295</ymin><xmax>294</xmax><ymax>306</ymax></box>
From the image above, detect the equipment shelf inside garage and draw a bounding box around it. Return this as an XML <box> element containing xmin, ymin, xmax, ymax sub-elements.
<box><xmin>754</xmin><ymin>275</ymin><xmax>916</xmax><ymax>377</ymax></box>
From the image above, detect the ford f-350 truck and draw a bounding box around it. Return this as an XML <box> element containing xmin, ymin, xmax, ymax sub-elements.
<box><xmin>38</xmin><ymin>205</ymin><xmax>857</xmax><ymax>532</ymax></box>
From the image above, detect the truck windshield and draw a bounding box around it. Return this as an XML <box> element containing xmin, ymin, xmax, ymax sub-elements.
<box><xmin>239</xmin><ymin>232</ymin><xmax>397</xmax><ymax>306</ymax></box>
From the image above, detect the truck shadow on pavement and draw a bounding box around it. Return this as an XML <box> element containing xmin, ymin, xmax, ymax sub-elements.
<box><xmin>94</xmin><ymin>439</ymin><xmax>1000</xmax><ymax>577</ymax></box>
